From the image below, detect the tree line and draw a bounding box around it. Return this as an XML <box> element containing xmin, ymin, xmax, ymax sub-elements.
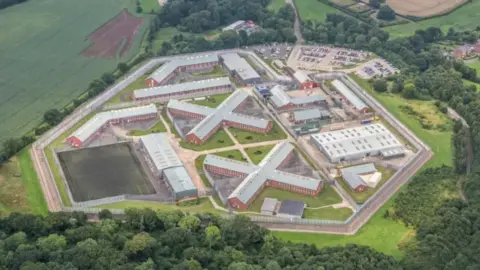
<box><xmin>0</xmin><ymin>210</ymin><xmax>400</xmax><ymax>269</ymax></box>
<box><xmin>0</xmin><ymin>0</ymin><xmax>27</xmax><ymax>10</ymax></box>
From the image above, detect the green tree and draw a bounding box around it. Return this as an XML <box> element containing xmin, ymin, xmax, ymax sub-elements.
<box><xmin>117</xmin><ymin>62</ymin><xmax>129</xmax><ymax>74</ymax></box>
<box><xmin>373</xmin><ymin>79</ymin><xmax>388</xmax><ymax>92</ymax></box>
<box><xmin>124</xmin><ymin>232</ymin><xmax>156</xmax><ymax>255</ymax></box>
<box><xmin>205</xmin><ymin>225</ymin><xmax>221</xmax><ymax>248</ymax></box>
<box><xmin>44</xmin><ymin>109</ymin><xmax>63</xmax><ymax>126</ymax></box>
<box><xmin>179</xmin><ymin>215</ymin><xmax>201</xmax><ymax>231</ymax></box>
<box><xmin>377</xmin><ymin>5</ymin><xmax>396</xmax><ymax>21</ymax></box>
<box><xmin>37</xmin><ymin>234</ymin><xmax>67</xmax><ymax>253</ymax></box>
<box><xmin>402</xmin><ymin>83</ymin><xmax>417</xmax><ymax>99</ymax></box>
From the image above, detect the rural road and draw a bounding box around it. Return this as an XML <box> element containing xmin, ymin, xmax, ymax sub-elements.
<box><xmin>285</xmin><ymin>0</ymin><xmax>304</xmax><ymax>44</ymax></box>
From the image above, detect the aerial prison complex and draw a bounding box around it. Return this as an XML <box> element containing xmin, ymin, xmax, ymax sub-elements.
<box><xmin>269</xmin><ymin>84</ymin><xmax>326</xmax><ymax>111</ymax></box>
<box><xmin>203</xmin><ymin>142</ymin><xmax>323</xmax><ymax>210</ymax></box>
<box><xmin>67</xmin><ymin>104</ymin><xmax>158</xmax><ymax>148</ymax></box>
<box><xmin>139</xmin><ymin>133</ymin><xmax>197</xmax><ymax>201</ymax></box>
<box><xmin>167</xmin><ymin>90</ymin><xmax>272</xmax><ymax>145</ymax></box>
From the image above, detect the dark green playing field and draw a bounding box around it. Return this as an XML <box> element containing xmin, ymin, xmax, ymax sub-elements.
<box><xmin>58</xmin><ymin>142</ymin><xmax>155</xmax><ymax>202</ymax></box>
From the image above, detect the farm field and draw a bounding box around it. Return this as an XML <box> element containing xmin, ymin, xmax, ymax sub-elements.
<box><xmin>296</xmin><ymin>0</ymin><xmax>347</xmax><ymax>21</ymax></box>
<box><xmin>0</xmin><ymin>0</ymin><xmax>147</xmax><ymax>143</ymax></box>
<box><xmin>0</xmin><ymin>149</ymin><xmax>48</xmax><ymax>216</ymax></box>
<box><xmin>385</xmin><ymin>1</ymin><xmax>480</xmax><ymax>37</ymax></box>
<box><xmin>386</xmin><ymin>0</ymin><xmax>467</xmax><ymax>18</ymax></box>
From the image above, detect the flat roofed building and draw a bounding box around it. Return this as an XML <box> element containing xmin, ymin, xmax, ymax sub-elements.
<box><xmin>331</xmin><ymin>79</ymin><xmax>368</xmax><ymax>112</ymax></box>
<box><xmin>67</xmin><ymin>104</ymin><xmax>158</xmax><ymax>148</ymax></box>
<box><xmin>146</xmin><ymin>54</ymin><xmax>219</xmax><ymax>87</ymax></box>
<box><xmin>139</xmin><ymin>133</ymin><xmax>197</xmax><ymax>200</ymax></box>
<box><xmin>270</xmin><ymin>85</ymin><xmax>325</xmax><ymax>111</ymax></box>
<box><xmin>340</xmin><ymin>163</ymin><xmax>379</xmax><ymax>192</ymax></box>
<box><xmin>310</xmin><ymin>123</ymin><xmax>403</xmax><ymax>162</ymax></box>
<box><xmin>277</xmin><ymin>200</ymin><xmax>305</xmax><ymax>219</ymax></box>
<box><xmin>167</xmin><ymin>90</ymin><xmax>272</xmax><ymax>145</ymax></box>
<box><xmin>133</xmin><ymin>77</ymin><xmax>232</xmax><ymax>102</ymax></box>
<box><xmin>261</xmin><ymin>198</ymin><xmax>278</xmax><ymax>215</ymax></box>
<box><xmin>220</xmin><ymin>53</ymin><xmax>261</xmax><ymax>85</ymax></box>
<box><xmin>292</xmin><ymin>108</ymin><xmax>330</xmax><ymax>124</ymax></box>
<box><xmin>203</xmin><ymin>142</ymin><xmax>323</xmax><ymax>210</ymax></box>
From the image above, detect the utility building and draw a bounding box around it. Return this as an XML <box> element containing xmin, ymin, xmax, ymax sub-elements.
<box><xmin>67</xmin><ymin>104</ymin><xmax>158</xmax><ymax>148</ymax></box>
<box><xmin>203</xmin><ymin>142</ymin><xmax>323</xmax><ymax>210</ymax></box>
<box><xmin>291</xmin><ymin>108</ymin><xmax>330</xmax><ymax>124</ymax></box>
<box><xmin>146</xmin><ymin>54</ymin><xmax>219</xmax><ymax>87</ymax></box>
<box><xmin>293</xmin><ymin>70</ymin><xmax>317</xmax><ymax>89</ymax></box>
<box><xmin>270</xmin><ymin>85</ymin><xmax>326</xmax><ymax>111</ymax></box>
<box><xmin>139</xmin><ymin>133</ymin><xmax>197</xmax><ymax>201</ymax></box>
<box><xmin>167</xmin><ymin>91</ymin><xmax>272</xmax><ymax>145</ymax></box>
<box><xmin>331</xmin><ymin>79</ymin><xmax>368</xmax><ymax>112</ymax></box>
<box><xmin>310</xmin><ymin>124</ymin><xmax>404</xmax><ymax>162</ymax></box>
<box><xmin>340</xmin><ymin>163</ymin><xmax>382</xmax><ymax>192</ymax></box>
<box><xmin>220</xmin><ymin>53</ymin><xmax>262</xmax><ymax>85</ymax></box>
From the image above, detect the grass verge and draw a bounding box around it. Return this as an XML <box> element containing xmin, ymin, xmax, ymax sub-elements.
<box><xmin>127</xmin><ymin>120</ymin><xmax>166</xmax><ymax>136</ymax></box>
<box><xmin>245</xmin><ymin>145</ymin><xmax>276</xmax><ymax>164</ymax></box>
<box><xmin>96</xmin><ymin>198</ymin><xmax>224</xmax><ymax>214</ymax></box>
<box><xmin>230</xmin><ymin>122</ymin><xmax>287</xmax><ymax>144</ymax></box>
<box><xmin>304</xmin><ymin>207</ymin><xmax>353</xmax><ymax>220</ymax></box>
<box><xmin>189</xmin><ymin>92</ymin><xmax>232</xmax><ymax>108</ymax></box>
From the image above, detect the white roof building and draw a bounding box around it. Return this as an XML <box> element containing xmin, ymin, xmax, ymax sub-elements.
<box><xmin>331</xmin><ymin>79</ymin><xmax>368</xmax><ymax>111</ymax></box>
<box><xmin>221</xmin><ymin>53</ymin><xmax>261</xmax><ymax>83</ymax></box>
<box><xmin>270</xmin><ymin>85</ymin><xmax>325</xmax><ymax>109</ymax></box>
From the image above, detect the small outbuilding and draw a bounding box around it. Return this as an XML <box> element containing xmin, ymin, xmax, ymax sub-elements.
<box><xmin>277</xmin><ymin>200</ymin><xmax>305</xmax><ymax>219</ymax></box>
<box><xmin>260</xmin><ymin>198</ymin><xmax>278</xmax><ymax>215</ymax></box>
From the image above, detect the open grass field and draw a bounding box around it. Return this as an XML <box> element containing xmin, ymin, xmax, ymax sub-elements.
<box><xmin>189</xmin><ymin>92</ymin><xmax>232</xmax><ymax>108</ymax></box>
<box><xmin>180</xmin><ymin>129</ymin><xmax>235</xmax><ymax>151</ymax></box>
<box><xmin>139</xmin><ymin>0</ymin><xmax>160</xmax><ymax>13</ymax></box>
<box><xmin>329</xmin><ymin>0</ymin><xmax>356</xmax><ymax>6</ymax></box>
<box><xmin>337</xmin><ymin>165</ymin><xmax>396</xmax><ymax>204</ymax></box>
<box><xmin>248</xmin><ymin>184</ymin><xmax>342</xmax><ymax>212</ymax></box>
<box><xmin>267</xmin><ymin>0</ymin><xmax>286</xmax><ymax>12</ymax></box>
<box><xmin>351</xmin><ymin>75</ymin><xmax>453</xmax><ymax>167</ymax></box>
<box><xmin>127</xmin><ymin>120</ymin><xmax>166</xmax><ymax>136</ymax></box>
<box><xmin>58</xmin><ymin>142</ymin><xmax>155</xmax><ymax>202</ymax></box>
<box><xmin>296</xmin><ymin>0</ymin><xmax>347</xmax><ymax>21</ymax></box>
<box><xmin>387</xmin><ymin>0</ymin><xmax>467</xmax><ymax>18</ymax></box>
<box><xmin>304</xmin><ymin>206</ymin><xmax>353</xmax><ymax>220</ymax></box>
<box><xmin>0</xmin><ymin>149</ymin><xmax>48</xmax><ymax>216</ymax></box>
<box><xmin>96</xmin><ymin>198</ymin><xmax>225</xmax><ymax>214</ymax></box>
<box><xmin>229</xmin><ymin>122</ymin><xmax>287</xmax><ymax>144</ymax></box>
<box><xmin>385</xmin><ymin>1</ymin><xmax>480</xmax><ymax>37</ymax></box>
<box><xmin>0</xmin><ymin>0</ymin><xmax>147</xmax><ymax>143</ymax></box>
<box><xmin>245</xmin><ymin>145</ymin><xmax>276</xmax><ymax>164</ymax></box>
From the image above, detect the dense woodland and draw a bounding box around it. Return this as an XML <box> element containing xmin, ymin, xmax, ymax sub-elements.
<box><xmin>0</xmin><ymin>211</ymin><xmax>400</xmax><ymax>269</ymax></box>
<box><xmin>0</xmin><ymin>0</ymin><xmax>27</xmax><ymax>10</ymax></box>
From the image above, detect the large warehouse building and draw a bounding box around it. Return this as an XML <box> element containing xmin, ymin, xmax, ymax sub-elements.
<box><xmin>203</xmin><ymin>142</ymin><xmax>323</xmax><ymax>210</ymax></box>
<box><xmin>310</xmin><ymin>123</ymin><xmax>405</xmax><ymax>162</ymax></box>
<box><xmin>67</xmin><ymin>104</ymin><xmax>158</xmax><ymax>148</ymax></box>
<box><xmin>331</xmin><ymin>79</ymin><xmax>368</xmax><ymax>113</ymax></box>
<box><xmin>146</xmin><ymin>54</ymin><xmax>219</xmax><ymax>87</ymax></box>
<box><xmin>270</xmin><ymin>85</ymin><xmax>326</xmax><ymax>111</ymax></box>
<box><xmin>220</xmin><ymin>53</ymin><xmax>262</xmax><ymax>85</ymax></box>
<box><xmin>133</xmin><ymin>77</ymin><xmax>233</xmax><ymax>102</ymax></box>
<box><xmin>139</xmin><ymin>133</ymin><xmax>197</xmax><ymax>201</ymax></box>
<box><xmin>167</xmin><ymin>91</ymin><xmax>272</xmax><ymax>145</ymax></box>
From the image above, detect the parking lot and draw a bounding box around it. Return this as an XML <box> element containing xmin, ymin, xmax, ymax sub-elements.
<box><xmin>355</xmin><ymin>59</ymin><xmax>399</xmax><ymax>79</ymax></box>
<box><xmin>253</xmin><ymin>43</ymin><xmax>293</xmax><ymax>60</ymax></box>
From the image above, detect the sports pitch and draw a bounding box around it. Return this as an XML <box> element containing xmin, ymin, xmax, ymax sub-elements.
<box><xmin>0</xmin><ymin>0</ymin><xmax>147</xmax><ymax>143</ymax></box>
<box><xmin>58</xmin><ymin>142</ymin><xmax>155</xmax><ymax>202</ymax></box>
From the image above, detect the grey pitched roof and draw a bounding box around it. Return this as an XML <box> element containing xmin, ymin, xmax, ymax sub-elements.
<box><xmin>186</xmin><ymin>91</ymin><xmax>270</xmax><ymax>140</ymax></box>
<box><xmin>134</xmin><ymin>77</ymin><xmax>231</xmax><ymax>99</ymax></box>
<box><xmin>294</xmin><ymin>109</ymin><xmax>330</xmax><ymax>122</ymax></box>
<box><xmin>148</xmin><ymin>54</ymin><xmax>219</xmax><ymax>83</ymax></box>
<box><xmin>204</xmin><ymin>155</ymin><xmax>258</xmax><ymax>175</ymax></box>
<box><xmin>340</xmin><ymin>163</ymin><xmax>376</xmax><ymax>190</ymax></box>
<box><xmin>310</xmin><ymin>123</ymin><xmax>403</xmax><ymax>161</ymax></box>
<box><xmin>167</xmin><ymin>99</ymin><xmax>215</xmax><ymax>117</ymax></box>
<box><xmin>205</xmin><ymin>142</ymin><xmax>323</xmax><ymax>205</ymax></box>
<box><xmin>221</xmin><ymin>53</ymin><xmax>260</xmax><ymax>81</ymax></box>
<box><xmin>140</xmin><ymin>133</ymin><xmax>182</xmax><ymax>172</ymax></box>
<box><xmin>270</xmin><ymin>85</ymin><xmax>325</xmax><ymax>108</ymax></box>
<box><xmin>331</xmin><ymin>80</ymin><xmax>367</xmax><ymax>110</ymax></box>
<box><xmin>163</xmin><ymin>166</ymin><xmax>197</xmax><ymax>194</ymax></box>
<box><xmin>70</xmin><ymin>104</ymin><xmax>157</xmax><ymax>142</ymax></box>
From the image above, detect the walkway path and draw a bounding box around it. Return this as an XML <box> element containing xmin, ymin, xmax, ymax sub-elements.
<box><xmin>223</xmin><ymin>127</ymin><xmax>253</xmax><ymax>163</ymax></box>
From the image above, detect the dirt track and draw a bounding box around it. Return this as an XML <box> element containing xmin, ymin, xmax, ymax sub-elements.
<box><xmin>387</xmin><ymin>0</ymin><xmax>467</xmax><ymax>17</ymax></box>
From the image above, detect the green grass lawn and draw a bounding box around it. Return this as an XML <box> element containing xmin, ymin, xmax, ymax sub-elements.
<box><xmin>191</xmin><ymin>66</ymin><xmax>227</xmax><ymax>78</ymax></box>
<box><xmin>139</xmin><ymin>0</ymin><xmax>160</xmax><ymax>13</ymax></box>
<box><xmin>304</xmin><ymin>207</ymin><xmax>353</xmax><ymax>220</ymax></box>
<box><xmin>463</xmin><ymin>79</ymin><xmax>480</xmax><ymax>91</ymax></box>
<box><xmin>245</xmin><ymin>145</ymin><xmax>275</xmax><ymax>164</ymax></box>
<box><xmin>96</xmin><ymin>198</ymin><xmax>224</xmax><ymax>214</ymax></box>
<box><xmin>267</xmin><ymin>0</ymin><xmax>286</xmax><ymax>12</ymax></box>
<box><xmin>213</xmin><ymin>150</ymin><xmax>247</xmax><ymax>162</ymax></box>
<box><xmin>0</xmin><ymin>0</ymin><xmax>146</xmax><ymax>144</ymax></box>
<box><xmin>151</xmin><ymin>27</ymin><xmax>181</xmax><ymax>53</ymax></box>
<box><xmin>351</xmin><ymin>74</ymin><xmax>453</xmax><ymax>167</ymax></box>
<box><xmin>296</xmin><ymin>0</ymin><xmax>347</xmax><ymax>21</ymax></box>
<box><xmin>180</xmin><ymin>129</ymin><xmax>235</xmax><ymax>151</ymax></box>
<box><xmin>189</xmin><ymin>92</ymin><xmax>232</xmax><ymax>108</ymax></box>
<box><xmin>0</xmin><ymin>149</ymin><xmax>48</xmax><ymax>216</ymax></box>
<box><xmin>195</xmin><ymin>150</ymin><xmax>246</xmax><ymax>188</ymax></box>
<box><xmin>249</xmin><ymin>184</ymin><xmax>342</xmax><ymax>212</ymax></box>
<box><xmin>385</xmin><ymin>1</ymin><xmax>480</xmax><ymax>37</ymax></box>
<box><xmin>127</xmin><ymin>120</ymin><xmax>166</xmax><ymax>136</ymax></box>
<box><xmin>106</xmin><ymin>74</ymin><xmax>150</xmax><ymax>104</ymax></box>
<box><xmin>230</xmin><ymin>122</ymin><xmax>287</xmax><ymax>144</ymax></box>
<box><xmin>337</xmin><ymin>165</ymin><xmax>395</xmax><ymax>204</ymax></box>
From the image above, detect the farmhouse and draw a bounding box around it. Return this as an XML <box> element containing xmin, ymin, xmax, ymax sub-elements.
<box><xmin>203</xmin><ymin>142</ymin><xmax>323</xmax><ymax>210</ymax></box>
<box><xmin>139</xmin><ymin>133</ymin><xmax>197</xmax><ymax>201</ymax></box>
<box><xmin>133</xmin><ymin>77</ymin><xmax>233</xmax><ymax>102</ymax></box>
<box><xmin>146</xmin><ymin>54</ymin><xmax>219</xmax><ymax>87</ymax></box>
<box><xmin>167</xmin><ymin>90</ymin><xmax>272</xmax><ymax>144</ymax></box>
<box><xmin>290</xmin><ymin>108</ymin><xmax>330</xmax><ymax>124</ymax></box>
<box><xmin>67</xmin><ymin>104</ymin><xmax>158</xmax><ymax>148</ymax></box>
<box><xmin>331</xmin><ymin>79</ymin><xmax>368</xmax><ymax>112</ymax></box>
<box><xmin>293</xmin><ymin>70</ymin><xmax>317</xmax><ymax>89</ymax></box>
<box><xmin>220</xmin><ymin>53</ymin><xmax>262</xmax><ymax>85</ymax></box>
<box><xmin>270</xmin><ymin>85</ymin><xmax>326</xmax><ymax>111</ymax></box>
<box><xmin>340</xmin><ymin>163</ymin><xmax>381</xmax><ymax>192</ymax></box>
<box><xmin>310</xmin><ymin>123</ymin><xmax>404</xmax><ymax>163</ymax></box>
